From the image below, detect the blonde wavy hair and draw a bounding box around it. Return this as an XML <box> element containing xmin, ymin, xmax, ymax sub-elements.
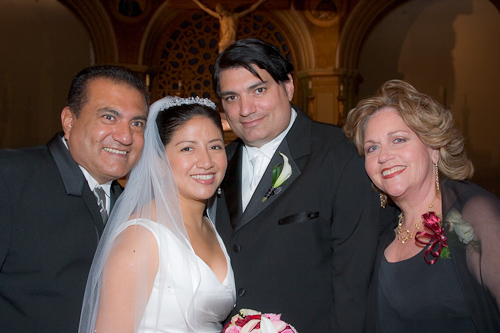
<box><xmin>343</xmin><ymin>79</ymin><xmax>473</xmax><ymax>180</ymax></box>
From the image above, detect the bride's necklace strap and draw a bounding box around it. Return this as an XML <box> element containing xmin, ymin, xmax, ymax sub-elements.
<box><xmin>397</xmin><ymin>195</ymin><xmax>438</xmax><ymax>245</ymax></box>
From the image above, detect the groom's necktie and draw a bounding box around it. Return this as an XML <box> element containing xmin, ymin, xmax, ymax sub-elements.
<box><xmin>93</xmin><ymin>186</ymin><xmax>108</xmax><ymax>225</ymax></box>
<box><xmin>250</xmin><ymin>152</ymin><xmax>266</xmax><ymax>193</ymax></box>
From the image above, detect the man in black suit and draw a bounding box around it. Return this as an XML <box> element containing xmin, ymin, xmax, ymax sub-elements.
<box><xmin>213</xmin><ymin>39</ymin><xmax>391</xmax><ymax>332</ymax></box>
<box><xmin>0</xmin><ymin>65</ymin><xmax>149</xmax><ymax>332</ymax></box>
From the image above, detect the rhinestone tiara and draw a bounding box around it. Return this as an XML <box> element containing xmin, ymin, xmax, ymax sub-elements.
<box><xmin>160</xmin><ymin>96</ymin><xmax>216</xmax><ymax>111</ymax></box>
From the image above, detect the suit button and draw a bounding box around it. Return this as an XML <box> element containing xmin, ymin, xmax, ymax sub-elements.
<box><xmin>232</xmin><ymin>244</ymin><xmax>241</xmax><ymax>252</ymax></box>
<box><xmin>238</xmin><ymin>288</ymin><xmax>246</xmax><ymax>297</ymax></box>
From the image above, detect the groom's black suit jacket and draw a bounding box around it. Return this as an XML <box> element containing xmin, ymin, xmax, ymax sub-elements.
<box><xmin>0</xmin><ymin>133</ymin><xmax>122</xmax><ymax>332</ymax></box>
<box><xmin>216</xmin><ymin>107</ymin><xmax>390</xmax><ymax>332</ymax></box>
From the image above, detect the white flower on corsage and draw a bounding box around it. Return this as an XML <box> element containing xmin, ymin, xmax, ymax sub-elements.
<box><xmin>262</xmin><ymin>152</ymin><xmax>292</xmax><ymax>202</ymax></box>
<box><xmin>445</xmin><ymin>208</ymin><xmax>474</xmax><ymax>244</ymax></box>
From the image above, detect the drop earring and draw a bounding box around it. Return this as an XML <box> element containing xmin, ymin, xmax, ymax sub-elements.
<box><xmin>435</xmin><ymin>162</ymin><xmax>440</xmax><ymax>191</ymax></box>
<box><xmin>380</xmin><ymin>192</ymin><xmax>387</xmax><ymax>208</ymax></box>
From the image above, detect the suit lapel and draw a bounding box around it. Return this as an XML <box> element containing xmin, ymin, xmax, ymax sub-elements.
<box><xmin>110</xmin><ymin>180</ymin><xmax>123</xmax><ymax>211</ymax></box>
<box><xmin>235</xmin><ymin>139</ymin><xmax>301</xmax><ymax>231</ymax></box>
<box><xmin>48</xmin><ymin>133</ymin><xmax>105</xmax><ymax>236</ymax></box>
<box><xmin>233</xmin><ymin>107</ymin><xmax>313</xmax><ymax>232</ymax></box>
<box><xmin>222</xmin><ymin>142</ymin><xmax>244</xmax><ymax>227</ymax></box>
<box><xmin>81</xmin><ymin>187</ymin><xmax>105</xmax><ymax>236</ymax></box>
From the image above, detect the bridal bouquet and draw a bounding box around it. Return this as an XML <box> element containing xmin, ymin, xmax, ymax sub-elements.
<box><xmin>222</xmin><ymin>309</ymin><xmax>297</xmax><ymax>333</ymax></box>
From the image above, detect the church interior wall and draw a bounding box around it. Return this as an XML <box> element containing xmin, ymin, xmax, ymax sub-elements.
<box><xmin>358</xmin><ymin>0</ymin><xmax>500</xmax><ymax>194</ymax></box>
<box><xmin>1</xmin><ymin>0</ymin><xmax>498</xmax><ymax>194</ymax></box>
<box><xmin>0</xmin><ymin>0</ymin><xmax>91</xmax><ymax>149</ymax></box>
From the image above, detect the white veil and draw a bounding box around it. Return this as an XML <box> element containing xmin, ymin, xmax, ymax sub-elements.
<box><xmin>79</xmin><ymin>96</ymin><xmax>201</xmax><ymax>332</ymax></box>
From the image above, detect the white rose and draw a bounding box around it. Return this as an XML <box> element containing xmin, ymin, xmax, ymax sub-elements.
<box><xmin>446</xmin><ymin>208</ymin><xmax>474</xmax><ymax>244</ymax></box>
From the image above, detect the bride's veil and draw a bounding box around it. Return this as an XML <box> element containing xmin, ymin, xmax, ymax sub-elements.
<box><xmin>79</xmin><ymin>96</ymin><xmax>201</xmax><ymax>332</ymax></box>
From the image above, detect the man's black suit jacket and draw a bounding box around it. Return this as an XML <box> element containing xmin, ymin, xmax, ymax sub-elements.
<box><xmin>0</xmin><ymin>133</ymin><xmax>122</xmax><ymax>332</ymax></box>
<box><xmin>216</xmin><ymin>107</ymin><xmax>389</xmax><ymax>332</ymax></box>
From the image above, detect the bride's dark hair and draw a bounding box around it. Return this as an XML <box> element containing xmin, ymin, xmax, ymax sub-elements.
<box><xmin>156</xmin><ymin>103</ymin><xmax>223</xmax><ymax>146</ymax></box>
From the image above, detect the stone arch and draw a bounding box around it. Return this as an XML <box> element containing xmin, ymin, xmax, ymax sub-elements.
<box><xmin>139</xmin><ymin>3</ymin><xmax>314</xmax><ymax>102</ymax></box>
<box><xmin>271</xmin><ymin>9</ymin><xmax>315</xmax><ymax>71</ymax></box>
<box><xmin>336</xmin><ymin>0</ymin><xmax>404</xmax><ymax>70</ymax></box>
<box><xmin>336</xmin><ymin>0</ymin><xmax>500</xmax><ymax>111</ymax></box>
<box><xmin>335</xmin><ymin>0</ymin><xmax>406</xmax><ymax>110</ymax></box>
<box><xmin>139</xmin><ymin>2</ymin><xmax>180</xmax><ymax>68</ymax></box>
<box><xmin>59</xmin><ymin>0</ymin><xmax>118</xmax><ymax>63</ymax></box>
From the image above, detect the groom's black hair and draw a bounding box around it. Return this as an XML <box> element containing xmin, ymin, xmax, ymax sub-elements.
<box><xmin>212</xmin><ymin>38</ymin><xmax>294</xmax><ymax>98</ymax></box>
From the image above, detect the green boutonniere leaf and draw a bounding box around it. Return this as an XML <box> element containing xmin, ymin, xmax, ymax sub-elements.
<box><xmin>262</xmin><ymin>152</ymin><xmax>292</xmax><ymax>202</ymax></box>
<box><xmin>272</xmin><ymin>163</ymin><xmax>282</xmax><ymax>184</ymax></box>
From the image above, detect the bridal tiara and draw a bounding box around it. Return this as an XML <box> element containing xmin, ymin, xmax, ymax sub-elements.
<box><xmin>160</xmin><ymin>96</ymin><xmax>217</xmax><ymax>111</ymax></box>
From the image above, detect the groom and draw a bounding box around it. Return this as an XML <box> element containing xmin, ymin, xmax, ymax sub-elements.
<box><xmin>213</xmin><ymin>38</ymin><xmax>390</xmax><ymax>332</ymax></box>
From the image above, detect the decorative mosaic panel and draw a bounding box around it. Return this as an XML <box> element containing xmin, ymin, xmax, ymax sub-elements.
<box><xmin>156</xmin><ymin>11</ymin><xmax>293</xmax><ymax>102</ymax></box>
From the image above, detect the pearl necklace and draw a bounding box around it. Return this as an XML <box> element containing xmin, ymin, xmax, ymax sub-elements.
<box><xmin>397</xmin><ymin>198</ymin><xmax>436</xmax><ymax>244</ymax></box>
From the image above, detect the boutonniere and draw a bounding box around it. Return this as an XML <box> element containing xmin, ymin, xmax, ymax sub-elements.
<box><xmin>262</xmin><ymin>152</ymin><xmax>292</xmax><ymax>202</ymax></box>
<box><xmin>415</xmin><ymin>212</ymin><xmax>449</xmax><ymax>264</ymax></box>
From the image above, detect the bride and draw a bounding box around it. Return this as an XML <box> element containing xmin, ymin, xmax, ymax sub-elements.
<box><xmin>79</xmin><ymin>96</ymin><xmax>236</xmax><ymax>332</ymax></box>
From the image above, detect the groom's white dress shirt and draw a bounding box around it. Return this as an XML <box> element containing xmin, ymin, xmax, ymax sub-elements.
<box><xmin>241</xmin><ymin>108</ymin><xmax>297</xmax><ymax>210</ymax></box>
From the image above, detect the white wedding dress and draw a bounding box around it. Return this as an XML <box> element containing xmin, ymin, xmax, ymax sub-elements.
<box><xmin>117</xmin><ymin>218</ymin><xmax>236</xmax><ymax>333</ymax></box>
